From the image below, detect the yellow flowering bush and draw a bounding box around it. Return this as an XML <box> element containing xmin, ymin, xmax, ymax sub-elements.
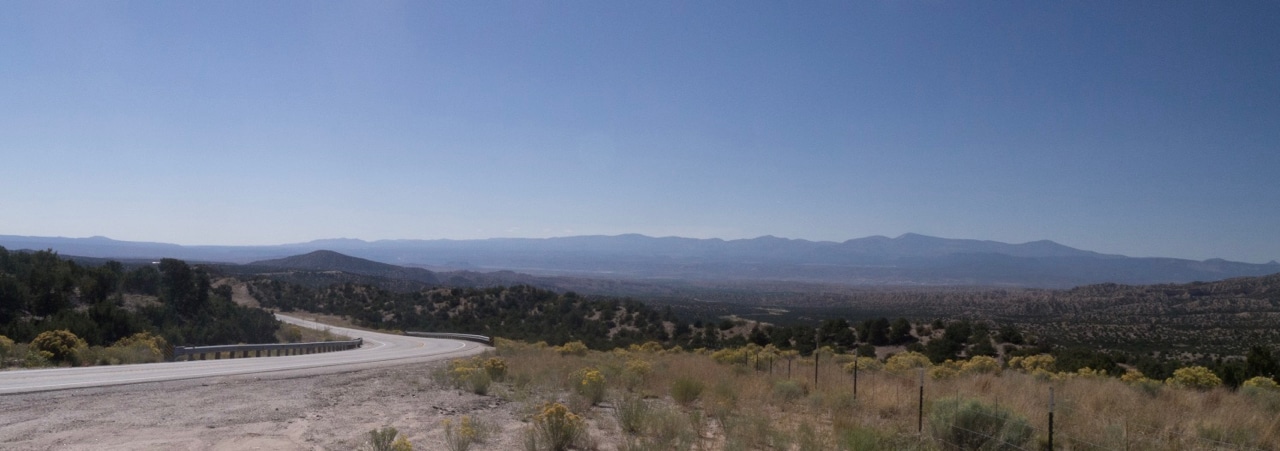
<box><xmin>1242</xmin><ymin>376</ymin><xmax>1280</xmax><ymax>391</ymax></box>
<box><xmin>447</xmin><ymin>358</ymin><xmax>491</xmax><ymax>395</ymax></box>
<box><xmin>483</xmin><ymin>357</ymin><xmax>508</xmax><ymax>381</ymax></box>
<box><xmin>575</xmin><ymin>367</ymin><xmax>607</xmax><ymax>404</ymax></box>
<box><xmin>110</xmin><ymin>331</ymin><xmax>171</xmax><ymax>363</ymax></box>
<box><xmin>621</xmin><ymin>358</ymin><xmax>652</xmax><ymax>391</ymax></box>
<box><xmin>556</xmin><ymin>341</ymin><xmax>588</xmax><ymax>357</ymax></box>
<box><xmin>529</xmin><ymin>402</ymin><xmax>584</xmax><ymax>451</ymax></box>
<box><xmin>1165</xmin><ymin>366</ymin><xmax>1222</xmax><ymax>390</ymax></box>
<box><xmin>444</xmin><ymin>415</ymin><xmax>490</xmax><ymax>451</ymax></box>
<box><xmin>32</xmin><ymin>329</ymin><xmax>87</xmax><ymax>364</ymax></box>
<box><xmin>960</xmin><ymin>356</ymin><xmax>1001</xmax><ymax>375</ymax></box>
<box><xmin>843</xmin><ymin>356</ymin><xmax>883</xmax><ymax>373</ymax></box>
<box><xmin>929</xmin><ymin>362</ymin><xmax>961</xmax><ymax>380</ymax></box>
<box><xmin>628</xmin><ymin>341</ymin><xmax>664</xmax><ymax>353</ymax></box>
<box><xmin>0</xmin><ymin>335</ymin><xmax>14</xmax><ymax>363</ymax></box>
<box><xmin>1074</xmin><ymin>367</ymin><xmax>1107</xmax><ymax>379</ymax></box>
<box><xmin>885</xmin><ymin>351</ymin><xmax>932</xmax><ymax>374</ymax></box>
<box><xmin>711</xmin><ymin>347</ymin><xmax>748</xmax><ymax>365</ymax></box>
<box><xmin>1007</xmin><ymin>354</ymin><xmax>1055</xmax><ymax>373</ymax></box>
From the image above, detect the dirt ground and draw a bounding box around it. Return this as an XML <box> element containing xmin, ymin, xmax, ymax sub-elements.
<box><xmin>0</xmin><ymin>360</ymin><xmax>581</xmax><ymax>451</ymax></box>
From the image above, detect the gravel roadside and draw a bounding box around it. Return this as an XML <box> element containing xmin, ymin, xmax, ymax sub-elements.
<box><xmin>0</xmin><ymin>359</ymin><xmax>531</xmax><ymax>451</ymax></box>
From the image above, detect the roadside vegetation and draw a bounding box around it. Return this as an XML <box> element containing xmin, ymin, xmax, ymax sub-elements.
<box><xmin>362</xmin><ymin>338</ymin><xmax>1280</xmax><ymax>450</ymax></box>
<box><xmin>0</xmin><ymin>247</ymin><xmax>278</xmax><ymax>368</ymax></box>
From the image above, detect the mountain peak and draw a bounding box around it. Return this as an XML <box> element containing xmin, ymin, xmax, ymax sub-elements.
<box><xmin>251</xmin><ymin>250</ymin><xmax>393</xmax><ymax>272</ymax></box>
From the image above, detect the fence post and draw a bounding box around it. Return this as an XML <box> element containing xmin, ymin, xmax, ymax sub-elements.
<box><xmin>852</xmin><ymin>357</ymin><xmax>858</xmax><ymax>400</ymax></box>
<box><xmin>918</xmin><ymin>367</ymin><xmax>925</xmax><ymax>434</ymax></box>
<box><xmin>814</xmin><ymin>350</ymin><xmax>820</xmax><ymax>389</ymax></box>
<box><xmin>1048</xmin><ymin>386</ymin><xmax>1055</xmax><ymax>450</ymax></box>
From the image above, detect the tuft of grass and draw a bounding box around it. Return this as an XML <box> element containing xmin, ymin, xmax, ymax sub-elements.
<box><xmin>671</xmin><ymin>376</ymin><xmax>704</xmax><ymax>406</ymax></box>
<box><xmin>443</xmin><ymin>415</ymin><xmax>492</xmax><ymax>451</ymax></box>
<box><xmin>614</xmin><ymin>394</ymin><xmax>649</xmax><ymax>435</ymax></box>
<box><xmin>364</xmin><ymin>426</ymin><xmax>411</xmax><ymax>451</ymax></box>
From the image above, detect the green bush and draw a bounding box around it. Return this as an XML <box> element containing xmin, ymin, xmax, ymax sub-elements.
<box><xmin>614</xmin><ymin>395</ymin><xmax>649</xmax><ymax>435</ymax></box>
<box><xmin>929</xmin><ymin>397</ymin><xmax>1033</xmax><ymax>451</ymax></box>
<box><xmin>467</xmin><ymin>368</ymin><xmax>492</xmax><ymax>395</ymax></box>
<box><xmin>772</xmin><ymin>379</ymin><xmax>806</xmax><ymax>403</ymax></box>
<box><xmin>671</xmin><ymin>377</ymin><xmax>705</xmax><ymax>405</ymax></box>
<box><xmin>31</xmin><ymin>329</ymin><xmax>87</xmax><ymax>364</ymax></box>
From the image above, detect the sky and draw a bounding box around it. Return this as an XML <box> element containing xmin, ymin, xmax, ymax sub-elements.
<box><xmin>2</xmin><ymin>1</ymin><xmax>1278</xmax><ymax>263</ymax></box>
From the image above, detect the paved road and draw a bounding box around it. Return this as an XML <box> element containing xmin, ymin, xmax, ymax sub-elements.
<box><xmin>0</xmin><ymin>314</ymin><xmax>486</xmax><ymax>395</ymax></box>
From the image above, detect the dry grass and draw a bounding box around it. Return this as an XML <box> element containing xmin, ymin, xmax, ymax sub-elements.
<box><xmin>490</xmin><ymin>339</ymin><xmax>1280</xmax><ymax>450</ymax></box>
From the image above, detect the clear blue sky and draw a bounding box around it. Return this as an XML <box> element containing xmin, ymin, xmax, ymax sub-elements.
<box><xmin>2</xmin><ymin>1</ymin><xmax>1278</xmax><ymax>262</ymax></box>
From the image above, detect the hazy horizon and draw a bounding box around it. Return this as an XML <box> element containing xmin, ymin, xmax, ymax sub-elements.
<box><xmin>3</xmin><ymin>2</ymin><xmax>1278</xmax><ymax>263</ymax></box>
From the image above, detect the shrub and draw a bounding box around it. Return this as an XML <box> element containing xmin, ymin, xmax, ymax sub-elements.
<box><xmin>621</xmin><ymin>358</ymin><xmax>652</xmax><ymax>391</ymax></box>
<box><xmin>365</xmin><ymin>426</ymin><xmax>410</xmax><ymax>451</ymax></box>
<box><xmin>671</xmin><ymin>376</ymin><xmax>705</xmax><ymax>406</ymax></box>
<box><xmin>529</xmin><ymin>402</ymin><xmax>585</xmax><ymax>451</ymax></box>
<box><xmin>842</xmin><ymin>356</ymin><xmax>883</xmax><ymax>373</ymax></box>
<box><xmin>444</xmin><ymin>415</ymin><xmax>491</xmax><ymax>451</ymax></box>
<box><xmin>614</xmin><ymin>395</ymin><xmax>650</xmax><ymax>435</ymax></box>
<box><xmin>446</xmin><ymin>358</ymin><xmax>492</xmax><ymax>395</ymax></box>
<box><xmin>1007</xmin><ymin>354</ymin><xmax>1055</xmax><ymax>372</ymax></box>
<box><xmin>110</xmin><ymin>331</ymin><xmax>171</xmax><ymax>363</ymax></box>
<box><xmin>556</xmin><ymin>341</ymin><xmax>588</xmax><ymax>357</ymax></box>
<box><xmin>711</xmin><ymin>347</ymin><xmax>748</xmax><ymax>365</ymax></box>
<box><xmin>629</xmin><ymin>341</ymin><xmax>664</xmax><ymax>353</ymax></box>
<box><xmin>839</xmin><ymin>425</ymin><xmax>890</xmax><ymax>451</ymax></box>
<box><xmin>960</xmin><ymin>356</ymin><xmax>1001</xmax><ymax>375</ymax></box>
<box><xmin>929</xmin><ymin>397</ymin><xmax>1033</xmax><ymax>451</ymax></box>
<box><xmin>929</xmin><ymin>363</ymin><xmax>960</xmax><ymax>380</ymax></box>
<box><xmin>483</xmin><ymin>357</ymin><xmax>508</xmax><ymax>381</ymax></box>
<box><xmin>1073</xmin><ymin>367</ymin><xmax>1106</xmax><ymax>378</ymax></box>
<box><xmin>885</xmin><ymin>351</ymin><xmax>932</xmax><ymax>373</ymax></box>
<box><xmin>772</xmin><ymin>379</ymin><xmax>806</xmax><ymax>403</ymax></box>
<box><xmin>1242</xmin><ymin>376</ymin><xmax>1279</xmax><ymax>391</ymax></box>
<box><xmin>0</xmin><ymin>335</ymin><xmax>14</xmax><ymax>364</ymax></box>
<box><xmin>31</xmin><ymin>329</ymin><xmax>87</xmax><ymax>364</ymax></box>
<box><xmin>391</xmin><ymin>436</ymin><xmax>412</xmax><ymax>451</ymax></box>
<box><xmin>575</xmin><ymin>368</ymin><xmax>607</xmax><ymax>405</ymax></box>
<box><xmin>1165</xmin><ymin>366</ymin><xmax>1222</xmax><ymax>390</ymax></box>
<box><xmin>467</xmin><ymin>369</ymin><xmax>492</xmax><ymax>395</ymax></box>
<box><xmin>282</xmin><ymin>325</ymin><xmax>304</xmax><ymax>343</ymax></box>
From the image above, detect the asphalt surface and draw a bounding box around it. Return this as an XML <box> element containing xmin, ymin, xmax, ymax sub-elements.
<box><xmin>0</xmin><ymin>314</ymin><xmax>486</xmax><ymax>395</ymax></box>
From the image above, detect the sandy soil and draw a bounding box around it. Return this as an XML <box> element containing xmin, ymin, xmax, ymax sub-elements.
<box><xmin>0</xmin><ymin>361</ymin><xmax>549</xmax><ymax>451</ymax></box>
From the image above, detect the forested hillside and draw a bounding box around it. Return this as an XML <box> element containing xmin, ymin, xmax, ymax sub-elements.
<box><xmin>0</xmin><ymin>246</ymin><xmax>278</xmax><ymax>347</ymax></box>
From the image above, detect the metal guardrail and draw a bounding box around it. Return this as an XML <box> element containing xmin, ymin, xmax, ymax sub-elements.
<box><xmin>172</xmin><ymin>338</ymin><xmax>363</xmax><ymax>361</ymax></box>
<box><xmin>404</xmin><ymin>331</ymin><xmax>492</xmax><ymax>345</ymax></box>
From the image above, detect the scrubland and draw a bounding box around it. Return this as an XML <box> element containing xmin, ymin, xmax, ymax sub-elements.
<box><xmin>371</xmin><ymin>339</ymin><xmax>1280</xmax><ymax>451</ymax></box>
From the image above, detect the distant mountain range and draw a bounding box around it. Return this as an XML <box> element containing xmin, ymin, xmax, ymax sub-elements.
<box><xmin>1</xmin><ymin>233</ymin><xmax>1277</xmax><ymax>288</ymax></box>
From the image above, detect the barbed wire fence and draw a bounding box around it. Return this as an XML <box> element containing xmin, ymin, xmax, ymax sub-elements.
<box><xmin>824</xmin><ymin>364</ymin><xmax>1274</xmax><ymax>451</ymax></box>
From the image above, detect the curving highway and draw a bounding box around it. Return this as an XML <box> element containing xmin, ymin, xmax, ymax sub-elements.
<box><xmin>0</xmin><ymin>314</ymin><xmax>487</xmax><ymax>395</ymax></box>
